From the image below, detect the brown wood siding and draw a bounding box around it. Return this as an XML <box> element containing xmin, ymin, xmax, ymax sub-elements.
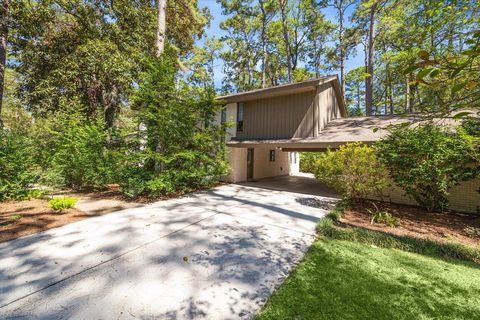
<box><xmin>236</xmin><ymin>90</ymin><xmax>317</xmax><ymax>139</ymax></box>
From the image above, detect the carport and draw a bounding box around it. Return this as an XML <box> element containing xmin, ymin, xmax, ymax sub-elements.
<box><xmin>238</xmin><ymin>174</ymin><xmax>340</xmax><ymax>198</ymax></box>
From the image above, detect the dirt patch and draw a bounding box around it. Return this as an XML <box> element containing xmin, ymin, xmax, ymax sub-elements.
<box><xmin>0</xmin><ymin>199</ymin><xmax>91</xmax><ymax>243</ymax></box>
<box><xmin>0</xmin><ymin>192</ymin><xmax>143</xmax><ymax>243</ymax></box>
<box><xmin>340</xmin><ymin>201</ymin><xmax>480</xmax><ymax>247</ymax></box>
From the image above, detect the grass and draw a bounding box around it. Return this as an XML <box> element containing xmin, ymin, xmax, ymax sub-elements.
<box><xmin>256</xmin><ymin>239</ymin><xmax>480</xmax><ymax>320</ymax></box>
<box><xmin>319</xmin><ymin>222</ymin><xmax>480</xmax><ymax>264</ymax></box>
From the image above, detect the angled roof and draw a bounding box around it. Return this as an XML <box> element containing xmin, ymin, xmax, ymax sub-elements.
<box><xmin>226</xmin><ymin>114</ymin><xmax>461</xmax><ymax>149</ymax></box>
<box><xmin>217</xmin><ymin>76</ymin><xmax>346</xmax><ymax>116</ymax></box>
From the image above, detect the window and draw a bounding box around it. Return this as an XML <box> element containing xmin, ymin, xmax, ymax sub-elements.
<box><xmin>237</xmin><ymin>102</ymin><xmax>244</xmax><ymax>132</ymax></box>
<box><xmin>221</xmin><ymin>107</ymin><xmax>227</xmax><ymax>123</ymax></box>
<box><xmin>269</xmin><ymin>150</ymin><xmax>276</xmax><ymax>162</ymax></box>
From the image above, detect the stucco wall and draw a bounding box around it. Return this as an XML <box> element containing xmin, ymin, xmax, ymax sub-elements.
<box><xmin>369</xmin><ymin>177</ymin><xmax>480</xmax><ymax>214</ymax></box>
<box><xmin>227</xmin><ymin>147</ymin><xmax>247</xmax><ymax>183</ymax></box>
<box><xmin>226</xmin><ymin>147</ymin><xmax>299</xmax><ymax>182</ymax></box>
<box><xmin>253</xmin><ymin>148</ymin><xmax>291</xmax><ymax>180</ymax></box>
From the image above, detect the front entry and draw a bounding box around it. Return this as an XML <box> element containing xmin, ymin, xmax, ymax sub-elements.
<box><xmin>247</xmin><ymin>148</ymin><xmax>254</xmax><ymax>180</ymax></box>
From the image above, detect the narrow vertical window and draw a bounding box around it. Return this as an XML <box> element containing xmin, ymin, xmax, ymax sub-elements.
<box><xmin>237</xmin><ymin>102</ymin><xmax>244</xmax><ymax>132</ymax></box>
<box><xmin>269</xmin><ymin>150</ymin><xmax>276</xmax><ymax>162</ymax></box>
<box><xmin>221</xmin><ymin>107</ymin><xmax>227</xmax><ymax>123</ymax></box>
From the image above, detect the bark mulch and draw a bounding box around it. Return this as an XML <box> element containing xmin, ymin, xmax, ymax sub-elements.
<box><xmin>340</xmin><ymin>201</ymin><xmax>480</xmax><ymax>248</ymax></box>
<box><xmin>0</xmin><ymin>199</ymin><xmax>92</xmax><ymax>243</ymax></box>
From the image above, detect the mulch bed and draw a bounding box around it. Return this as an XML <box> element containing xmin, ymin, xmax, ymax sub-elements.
<box><xmin>0</xmin><ymin>199</ymin><xmax>91</xmax><ymax>243</ymax></box>
<box><xmin>340</xmin><ymin>201</ymin><xmax>480</xmax><ymax>247</ymax></box>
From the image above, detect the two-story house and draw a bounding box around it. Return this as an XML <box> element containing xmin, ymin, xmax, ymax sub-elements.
<box><xmin>217</xmin><ymin>76</ymin><xmax>479</xmax><ymax>214</ymax></box>
<box><xmin>218</xmin><ymin>75</ymin><xmax>350</xmax><ymax>182</ymax></box>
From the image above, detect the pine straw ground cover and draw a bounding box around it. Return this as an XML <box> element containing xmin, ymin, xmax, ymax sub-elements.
<box><xmin>256</xmin><ymin>201</ymin><xmax>480</xmax><ymax>320</ymax></box>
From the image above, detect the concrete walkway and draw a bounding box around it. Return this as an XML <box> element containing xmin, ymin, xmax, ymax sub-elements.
<box><xmin>0</xmin><ymin>183</ymin><xmax>338</xmax><ymax>319</ymax></box>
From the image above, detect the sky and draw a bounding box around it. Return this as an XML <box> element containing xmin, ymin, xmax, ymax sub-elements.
<box><xmin>197</xmin><ymin>0</ymin><xmax>365</xmax><ymax>89</ymax></box>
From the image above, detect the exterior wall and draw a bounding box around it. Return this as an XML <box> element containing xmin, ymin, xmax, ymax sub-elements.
<box><xmin>370</xmin><ymin>177</ymin><xmax>480</xmax><ymax>214</ymax></box>
<box><xmin>226</xmin><ymin>147</ymin><xmax>299</xmax><ymax>182</ymax></box>
<box><xmin>253</xmin><ymin>147</ymin><xmax>291</xmax><ymax>180</ymax></box>
<box><xmin>235</xmin><ymin>91</ymin><xmax>317</xmax><ymax>140</ymax></box>
<box><xmin>226</xmin><ymin>147</ymin><xmax>247</xmax><ymax>182</ymax></box>
<box><xmin>317</xmin><ymin>83</ymin><xmax>342</xmax><ymax>132</ymax></box>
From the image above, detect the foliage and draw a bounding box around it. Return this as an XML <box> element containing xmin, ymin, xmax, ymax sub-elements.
<box><xmin>462</xmin><ymin>117</ymin><xmax>480</xmax><ymax>137</ymax></box>
<box><xmin>48</xmin><ymin>197</ymin><xmax>78</xmax><ymax>212</ymax></box>
<box><xmin>314</xmin><ymin>142</ymin><xmax>389</xmax><ymax>200</ymax></box>
<box><xmin>368</xmin><ymin>210</ymin><xmax>399</xmax><ymax>227</ymax></box>
<box><xmin>376</xmin><ymin>123</ymin><xmax>478</xmax><ymax>212</ymax></box>
<box><xmin>257</xmin><ymin>239</ymin><xmax>480</xmax><ymax>320</ymax></box>
<box><xmin>9</xmin><ymin>214</ymin><xmax>23</xmax><ymax>223</ymax></box>
<box><xmin>465</xmin><ymin>227</ymin><xmax>480</xmax><ymax>239</ymax></box>
<box><xmin>0</xmin><ymin>127</ymin><xmax>38</xmax><ymax>201</ymax></box>
<box><xmin>299</xmin><ymin>152</ymin><xmax>320</xmax><ymax>173</ymax></box>
<box><xmin>32</xmin><ymin>111</ymin><xmax>124</xmax><ymax>191</ymax></box>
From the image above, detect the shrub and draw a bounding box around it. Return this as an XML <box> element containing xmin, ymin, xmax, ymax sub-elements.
<box><xmin>48</xmin><ymin>197</ymin><xmax>78</xmax><ymax>211</ymax></box>
<box><xmin>34</xmin><ymin>112</ymin><xmax>124</xmax><ymax>191</ymax></box>
<box><xmin>314</xmin><ymin>142</ymin><xmax>389</xmax><ymax>200</ymax></box>
<box><xmin>376</xmin><ymin>123</ymin><xmax>477</xmax><ymax>212</ymax></box>
<box><xmin>369</xmin><ymin>210</ymin><xmax>399</xmax><ymax>227</ymax></box>
<box><xmin>300</xmin><ymin>152</ymin><xmax>321</xmax><ymax>173</ymax></box>
<box><xmin>0</xmin><ymin>128</ymin><xmax>39</xmax><ymax>201</ymax></box>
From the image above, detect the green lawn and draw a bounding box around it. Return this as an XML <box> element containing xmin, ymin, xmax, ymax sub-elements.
<box><xmin>257</xmin><ymin>239</ymin><xmax>480</xmax><ymax>320</ymax></box>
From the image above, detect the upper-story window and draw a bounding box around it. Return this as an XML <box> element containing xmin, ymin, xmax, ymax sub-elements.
<box><xmin>237</xmin><ymin>102</ymin><xmax>244</xmax><ymax>132</ymax></box>
<box><xmin>221</xmin><ymin>107</ymin><xmax>227</xmax><ymax>124</ymax></box>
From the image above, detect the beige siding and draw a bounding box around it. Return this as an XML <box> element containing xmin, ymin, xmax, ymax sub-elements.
<box><xmin>317</xmin><ymin>82</ymin><xmax>341</xmax><ymax>132</ymax></box>
<box><xmin>235</xmin><ymin>91</ymin><xmax>317</xmax><ymax>140</ymax></box>
<box><xmin>369</xmin><ymin>177</ymin><xmax>480</xmax><ymax>214</ymax></box>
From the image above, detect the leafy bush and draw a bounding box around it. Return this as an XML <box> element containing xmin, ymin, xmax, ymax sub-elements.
<box><xmin>369</xmin><ymin>210</ymin><xmax>399</xmax><ymax>227</ymax></box>
<box><xmin>462</xmin><ymin>117</ymin><xmax>480</xmax><ymax>137</ymax></box>
<box><xmin>376</xmin><ymin>123</ymin><xmax>477</xmax><ymax>212</ymax></box>
<box><xmin>33</xmin><ymin>112</ymin><xmax>124</xmax><ymax>191</ymax></box>
<box><xmin>48</xmin><ymin>197</ymin><xmax>78</xmax><ymax>211</ymax></box>
<box><xmin>314</xmin><ymin>142</ymin><xmax>389</xmax><ymax>200</ymax></box>
<box><xmin>366</xmin><ymin>203</ymin><xmax>399</xmax><ymax>227</ymax></box>
<box><xmin>300</xmin><ymin>152</ymin><xmax>321</xmax><ymax>173</ymax></box>
<box><xmin>0</xmin><ymin>128</ymin><xmax>39</xmax><ymax>201</ymax></box>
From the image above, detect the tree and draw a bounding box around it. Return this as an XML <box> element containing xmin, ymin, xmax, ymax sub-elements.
<box><xmin>328</xmin><ymin>0</ymin><xmax>357</xmax><ymax>98</ymax></box>
<box><xmin>278</xmin><ymin>0</ymin><xmax>293</xmax><ymax>83</ymax></box>
<box><xmin>0</xmin><ymin>0</ymin><xmax>8</xmax><ymax>127</ymax></box>
<box><xmin>156</xmin><ymin>0</ymin><xmax>167</xmax><ymax>56</ymax></box>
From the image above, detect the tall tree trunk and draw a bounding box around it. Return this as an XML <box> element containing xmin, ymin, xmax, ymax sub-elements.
<box><xmin>156</xmin><ymin>0</ymin><xmax>167</xmax><ymax>57</ymax></box>
<box><xmin>0</xmin><ymin>0</ymin><xmax>8</xmax><ymax>128</ymax></box>
<box><xmin>154</xmin><ymin>0</ymin><xmax>167</xmax><ymax>173</ymax></box>
<box><xmin>338</xmin><ymin>4</ymin><xmax>345</xmax><ymax>97</ymax></box>
<box><xmin>259</xmin><ymin>0</ymin><xmax>268</xmax><ymax>88</ymax></box>
<box><xmin>279</xmin><ymin>0</ymin><xmax>293</xmax><ymax>83</ymax></box>
<box><xmin>365</xmin><ymin>2</ymin><xmax>377</xmax><ymax>116</ymax></box>
<box><xmin>405</xmin><ymin>75</ymin><xmax>410</xmax><ymax>113</ymax></box>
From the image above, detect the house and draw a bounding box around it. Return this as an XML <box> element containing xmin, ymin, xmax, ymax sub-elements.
<box><xmin>217</xmin><ymin>76</ymin><xmax>479</xmax><ymax>214</ymax></box>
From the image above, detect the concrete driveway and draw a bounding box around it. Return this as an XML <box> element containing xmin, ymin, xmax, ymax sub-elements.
<box><xmin>0</xmin><ymin>182</ymin><xmax>338</xmax><ymax>319</ymax></box>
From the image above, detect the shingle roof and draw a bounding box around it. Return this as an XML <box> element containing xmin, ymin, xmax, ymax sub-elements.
<box><xmin>226</xmin><ymin>114</ymin><xmax>462</xmax><ymax>150</ymax></box>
